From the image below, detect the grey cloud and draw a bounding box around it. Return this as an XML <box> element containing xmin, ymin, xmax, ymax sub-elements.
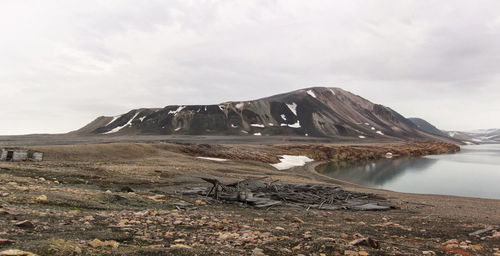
<box><xmin>1</xmin><ymin>0</ymin><xmax>500</xmax><ymax>134</ymax></box>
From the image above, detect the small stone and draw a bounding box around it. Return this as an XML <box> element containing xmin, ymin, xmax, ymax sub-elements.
<box><xmin>120</xmin><ymin>186</ymin><xmax>134</xmax><ymax>193</ymax></box>
<box><xmin>252</xmin><ymin>247</ymin><xmax>266</xmax><ymax>256</ymax></box>
<box><xmin>0</xmin><ymin>193</ymin><xmax>9</xmax><ymax>197</ymax></box>
<box><xmin>422</xmin><ymin>251</ymin><xmax>436</xmax><ymax>255</ymax></box>
<box><xmin>359</xmin><ymin>251</ymin><xmax>369</xmax><ymax>256</ymax></box>
<box><xmin>0</xmin><ymin>249</ymin><xmax>38</xmax><ymax>256</ymax></box>
<box><xmin>89</xmin><ymin>239</ymin><xmax>103</xmax><ymax>248</ymax></box>
<box><xmin>275</xmin><ymin>226</ymin><xmax>285</xmax><ymax>231</ymax></box>
<box><xmin>88</xmin><ymin>239</ymin><xmax>119</xmax><ymax>248</ymax></box>
<box><xmin>291</xmin><ymin>217</ymin><xmax>304</xmax><ymax>223</ymax></box>
<box><xmin>14</xmin><ymin>220</ymin><xmax>35</xmax><ymax>228</ymax></box>
<box><xmin>170</xmin><ymin>244</ymin><xmax>192</xmax><ymax>249</ymax></box>
<box><xmin>253</xmin><ymin>218</ymin><xmax>265</xmax><ymax>223</ymax></box>
<box><xmin>443</xmin><ymin>239</ymin><xmax>458</xmax><ymax>245</ymax></box>
<box><xmin>194</xmin><ymin>200</ymin><xmax>206</xmax><ymax>205</ymax></box>
<box><xmin>470</xmin><ymin>245</ymin><xmax>483</xmax><ymax>250</ymax></box>
<box><xmin>280</xmin><ymin>248</ymin><xmax>292</xmax><ymax>253</ymax></box>
<box><xmin>148</xmin><ymin>194</ymin><xmax>166</xmax><ymax>201</ymax></box>
<box><xmin>36</xmin><ymin>195</ymin><xmax>47</xmax><ymax>202</ymax></box>
<box><xmin>349</xmin><ymin>237</ymin><xmax>379</xmax><ymax>249</ymax></box>
<box><xmin>344</xmin><ymin>250</ymin><xmax>358</xmax><ymax>256</ymax></box>
<box><xmin>105</xmin><ymin>190</ymin><xmax>112</xmax><ymax>194</ymax></box>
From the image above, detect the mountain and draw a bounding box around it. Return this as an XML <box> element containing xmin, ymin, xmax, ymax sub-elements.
<box><xmin>408</xmin><ymin>118</ymin><xmax>450</xmax><ymax>138</ymax></box>
<box><xmin>447</xmin><ymin>129</ymin><xmax>500</xmax><ymax>144</ymax></box>
<box><xmin>73</xmin><ymin>87</ymin><xmax>453</xmax><ymax>141</ymax></box>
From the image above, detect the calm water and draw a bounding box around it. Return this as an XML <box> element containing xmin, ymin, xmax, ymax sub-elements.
<box><xmin>317</xmin><ymin>144</ymin><xmax>500</xmax><ymax>199</ymax></box>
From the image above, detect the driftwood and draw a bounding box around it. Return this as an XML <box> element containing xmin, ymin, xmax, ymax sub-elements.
<box><xmin>183</xmin><ymin>177</ymin><xmax>393</xmax><ymax>211</ymax></box>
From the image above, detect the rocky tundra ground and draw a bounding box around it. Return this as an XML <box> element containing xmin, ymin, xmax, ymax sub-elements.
<box><xmin>0</xmin><ymin>141</ymin><xmax>498</xmax><ymax>256</ymax></box>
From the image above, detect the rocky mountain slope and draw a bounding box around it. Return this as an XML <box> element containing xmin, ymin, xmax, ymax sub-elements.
<box><xmin>73</xmin><ymin>87</ymin><xmax>453</xmax><ymax>141</ymax></box>
<box><xmin>408</xmin><ymin>118</ymin><xmax>451</xmax><ymax>138</ymax></box>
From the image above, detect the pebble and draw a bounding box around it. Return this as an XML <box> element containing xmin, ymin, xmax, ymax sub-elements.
<box><xmin>0</xmin><ymin>249</ymin><xmax>38</xmax><ymax>256</ymax></box>
<box><xmin>36</xmin><ymin>195</ymin><xmax>47</xmax><ymax>202</ymax></box>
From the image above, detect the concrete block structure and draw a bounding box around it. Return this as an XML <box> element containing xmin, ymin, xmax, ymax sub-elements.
<box><xmin>0</xmin><ymin>148</ymin><xmax>44</xmax><ymax>161</ymax></box>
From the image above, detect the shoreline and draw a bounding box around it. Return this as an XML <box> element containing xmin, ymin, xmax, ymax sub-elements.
<box><xmin>301</xmin><ymin>158</ymin><xmax>500</xmax><ymax>224</ymax></box>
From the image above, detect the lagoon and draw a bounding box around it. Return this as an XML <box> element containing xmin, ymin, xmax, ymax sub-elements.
<box><xmin>317</xmin><ymin>144</ymin><xmax>500</xmax><ymax>199</ymax></box>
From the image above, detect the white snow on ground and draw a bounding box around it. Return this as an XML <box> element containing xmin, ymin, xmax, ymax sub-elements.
<box><xmin>364</xmin><ymin>123</ymin><xmax>370</xmax><ymax>126</ymax></box>
<box><xmin>385</xmin><ymin>152</ymin><xmax>393</xmax><ymax>158</ymax></box>
<box><xmin>376</xmin><ymin>131</ymin><xmax>384</xmax><ymax>135</ymax></box>
<box><xmin>168</xmin><ymin>106</ymin><xmax>186</xmax><ymax>116</ymax></box>
<box><xmin>235</xmin><ymin>103</ymin><xmax>244</xmax><ymax>109</ymax></box>
<box><xmin>197</xmin><ymin>157</ymin><xmax>227</xmax><ymax>162</ymax></box>
<box><xmin>218</xmin><ymin>105</ymin><xmax>225</xmax><ymax>111</ymax></box>
<box><xmin>268</xmin><ymin>123</ymin><xmax>274</xmax><ymax>126</ymax></box>
<box><xmin>253</xmin><ymin>132</ymin><xmax>262</xmax><ymax>136</ymax></box>
<box><xmin>106</xmin><ymin>115</ymin><xmax>122</xmax><ymax>126</ymax></box>
<box><xmin>329</xmin><ymin>89</ymin><xmax>336</xmax><ymax>95</ymax></box>
<box><xmin>286</xmin><ymin>102</ymin><xmax>297</xmax><ymax>115</ymax></box>
<box><xmin>288</xmin><ymin>121</ymin><xmax>301</xmax><ymax>128</ymax></box>
<box><xmin>204</xmin><ymin>106</ymin><xmax>207</xmax><ymax>111</ymax></box>
<box><xmin>359</xmin><ymin>135</ymin><xmax>366</xmax><ymax>138</ymax></box>
<box><xmin>448</xmin><ymin>132</ymin><xmax>457</xmax><ymax>137</ymax></box>
<box><xmin>251</xmin><ymin>124</ymin><xmax>265</xmax><ymax>128</ymax></box>
<box><xmin>138</xmin><ymin>116</ymin><xmax>146</xmax><ymax>122</ymax></box>
<box><xmin>241</xmin><ymin>130</ymin><xmax>248</xmax><ymax>134</ymax></box>
<box><xmin>103</xmin><ymin>112</ymin><xmax>140</xmax><ymax>134</ymax></box>
<box><xmin>271</xmin><ymin>155</ymin><xmax>314</xmax><ymax>170</ymax></box>
<box><xmin>281</xmin><ymin>124</ymin><xmax>287</xmax><ymax>126</ymax></box>
<box><xmin>231</xmin><ymin>124</ymin><xmax>238</xmax><ymax>128</ymax></box>
<box><xmin>463</xmin><ymin>141</ymin><xmax>474</xmax><ymax>145</ymax></box>
<box><xmin>371</xmin><ymin>127</ymin><xmax>376</xmax><ymax>130</ymax></box>
<box><xmin>307</xmin><ymin>90</ymin><xmax>317</xmax><ymax>98</ymax></box>
<box><xmin>280</xmin><ymin>114</ymin><xmax>287</xmax><ymax>121</ymax></box>
<box><xmin>174</xmin><ymin>127</ymin><xmax>181</xmax><ymax>131</ymax></box>
<box><xmin>305</xmin><ymin>133</ymin><xmax>309</xmax><ymax>136</ymax></box>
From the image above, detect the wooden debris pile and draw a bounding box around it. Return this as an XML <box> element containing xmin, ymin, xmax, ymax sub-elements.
<box><xmin>182</xmin><ymin>177</ymin><xmax>394</xmax><ymax>211</ymax></box>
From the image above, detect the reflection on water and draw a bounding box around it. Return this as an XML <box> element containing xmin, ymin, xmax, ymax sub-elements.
<box><xmin>318</xmin><ymin>144</ymin><xmax>500</xmax><ymax>199</ymax></box>
<box><xmin>317</xmin><ymin>157</ymin><xmax>438</xmax><ymax>186</ymax></box>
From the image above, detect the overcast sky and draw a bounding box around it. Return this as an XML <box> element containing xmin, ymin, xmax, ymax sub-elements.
<box><xmin>1</xmin><ymin>0</ymin><xmax>500</xmax><ymax>135</ymax></box>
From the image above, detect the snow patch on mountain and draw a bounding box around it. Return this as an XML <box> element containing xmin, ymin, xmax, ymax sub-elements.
<box><xmin>106</xmin><ymin>115</ymin><xmax>122</xmax><ymax>126</ymax></box>
<box><xmin>168</xmin><ymin>106</ymin><xmax>186</xmax><ymax>116</ymax></box>
<box><xmin>251</xmin><ymin>124</ymin><xmax>265</xmax><ymax>128</ymax></box>
<box><xmin>307</xmin><ymin>90</ymin><xmax>317</xmax><ymax>98</ymax></box>
<box><xmin>103</xmin><ymin>112</ymin><xmax>140</xmax><ymax>134</ymax></box>
<box><xmin>235</xmin><ymin>103</ymin><xmax>244</xmax><ymax>109</ymax></box>
<box><xmin>288</xmin><ymin>121</ymin><xmax>301</xmax><ymax>128</ymax></box>
<box><xmin>286</xmin><ymin>103</ymin><xmax>297</xmax><ymax>116</ymax></box>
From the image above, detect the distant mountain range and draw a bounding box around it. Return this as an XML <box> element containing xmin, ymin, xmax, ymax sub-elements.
<box><xmin>446</xmin><ymin>129</ymin><xmax>500</xmax><ymax>144</ymax></box>
<box><xmin>72</xmin><ymin>87</ymin><xmax>462</xmax><ymax>143</ymax></box>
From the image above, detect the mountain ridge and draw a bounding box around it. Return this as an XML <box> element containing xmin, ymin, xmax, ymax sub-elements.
<box><xmin>72</xmin><ymin>87</ymin><xmax>455</xmax><ymax>142</ymax></box>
